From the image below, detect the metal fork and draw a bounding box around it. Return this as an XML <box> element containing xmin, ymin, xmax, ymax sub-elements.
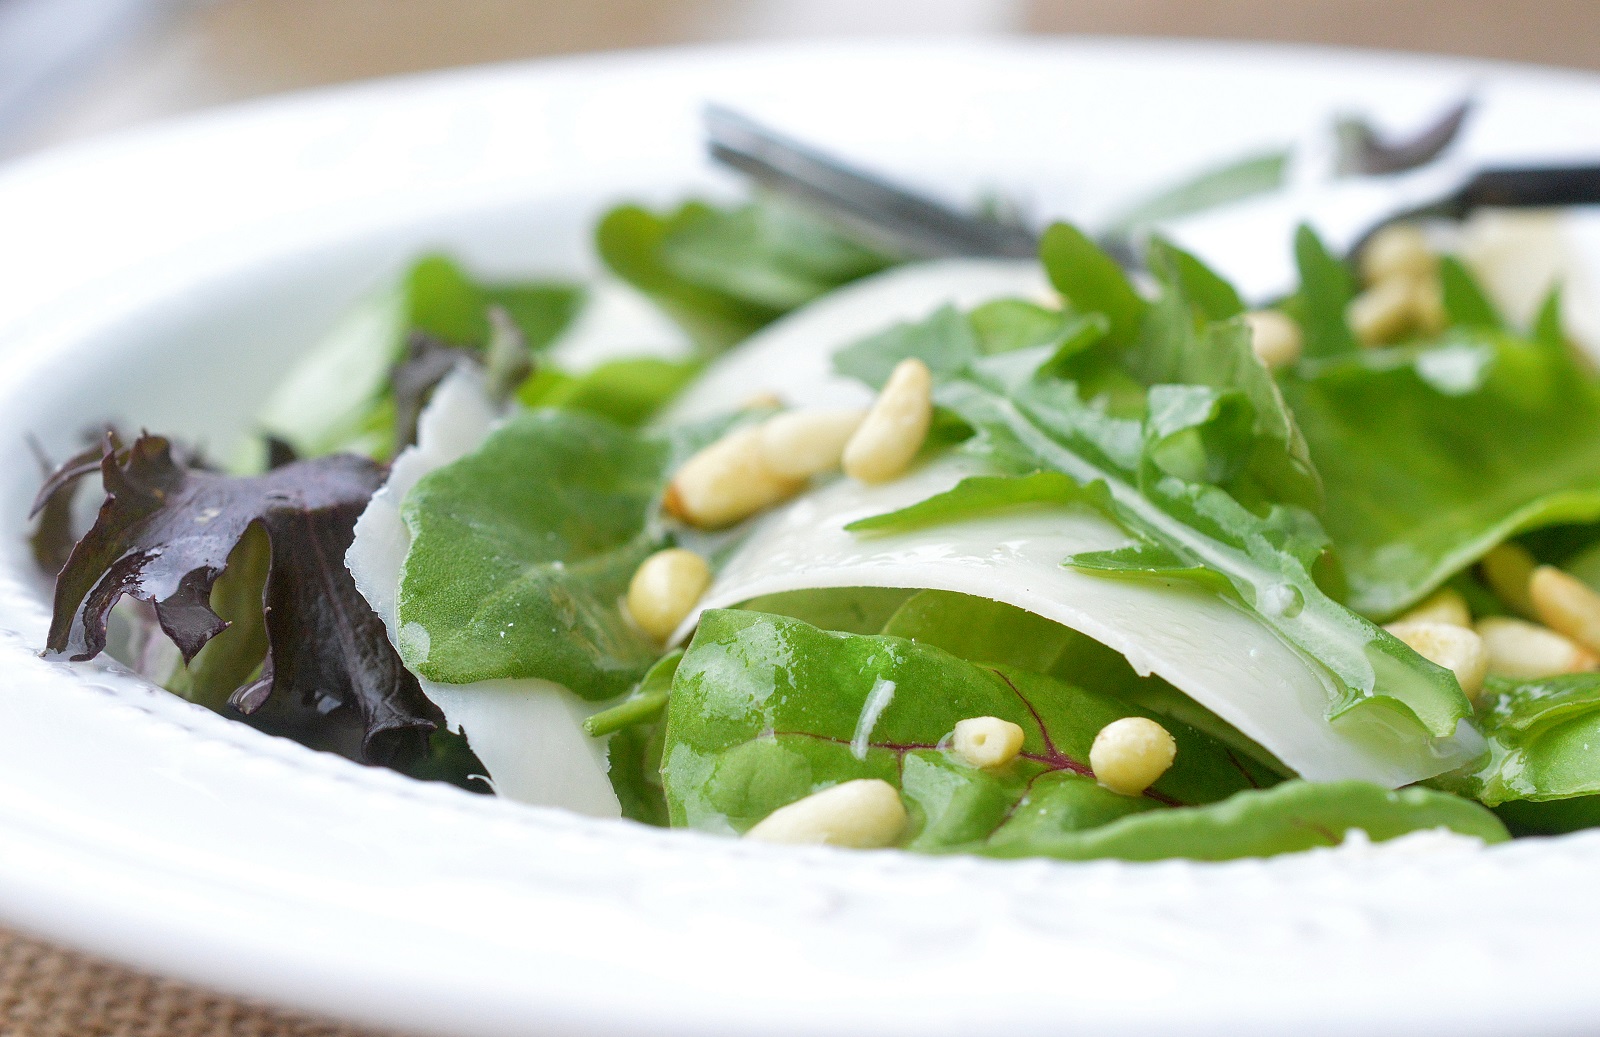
<box><xmin>705</xmin><ymin>103</ymin><xmax>1600</xmax><ymax>301</ymax></box>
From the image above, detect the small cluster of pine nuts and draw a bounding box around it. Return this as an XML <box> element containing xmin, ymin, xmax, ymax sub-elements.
<box><xmin>1383</xmin><ymin>620</ymin><xmax>1490</xmax><ymax>702</ymax></box>
<box><xmin>1529</xmin><ymin>565</ymin><xmax>1600</xmax><ymax>656</ymax></box>
<box><xmin>743</xmin><ymin>779</ymin><xmax>907</xmax><ymax>848</ymax></box>
<box><xmin>1482</xmin><ymin>543</ymin><xmax>1538</xmax><ymax>618</ymax></box>
<box><xmin>742</xmin><ymin>390</ymin><xmax>784</xmax><ymax>410</ymax></box>
<box><xmin>1385</xmin><ymin>550</ymin><xmax>1600</xmax><ymax>683</ymax></box>
<box><xmin>1475</xmin><ymin>617</ymin><xmax>1599</xmax><ymax>679</ymax></box>
<box><xmin>758</xmin><ymin>409</ymin><xmax>869</xmax><ymax>480</ymax></box>
<box><xmin>663</xmin><ymin>425</ymin><xmax>807</xmax><ymax>529</ymax></box>
<box><xmin>950</xmin><ymin>716</ymin><xmax>1025</xmax><ymax>769</ymax></box>
<box><xmin>1242</xmin><ymin>309</ymin><xmax>1303</xmax><ymax>370</ymax></box>
<box><xmin>1467</xmin><ymin>546</ymin><xmax>1600</xmax><ymax>678</ymax></box>
<box><xmin>1089</xmin><ymin>717</ymin><xmax>1176</xmax><ymax>797</ymax></box>
<box><xmin>664</xmin><ymin>408</ymin><xmax>865</xmax><ymax>529</ymax></box>
<box><xmin>626</xmin><ymin>547</ymin><xmax>712</xmax><ymax>641</ymax></box>
<box><xmin>842</xmin><ymin>358</ymin><xmax>933</xmax><ymax>483</ymax></box>
<box><xmin>1348</xmin><ymin>225</ymin><xmax>1448</xmax><ymax>347</ymax></box>
<box><xmin>1395</xmin><ymin>587</ymin><xmax>1472</xmax><ymax>628</ymax></box>
<box><xmin>665</xmin><ymin>360</ymin><xmax>934</xmax><ymax>528</ymax></box>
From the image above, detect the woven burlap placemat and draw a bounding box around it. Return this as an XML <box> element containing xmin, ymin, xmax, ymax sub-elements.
<box><xmin>0</xmin><ymin>927</ymin><xmax>398</xmax><ymax>1037</ymax></box>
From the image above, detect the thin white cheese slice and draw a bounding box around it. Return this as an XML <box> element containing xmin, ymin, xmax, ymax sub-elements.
<box><xmin>677</xmin><ymin>456</ymin><xmax>1482</xmax><ymax>787</ymax></box>
<box><xmin>658</xmin><ymin>260</ymin><xmax>1482</xmax><ymax>787</ymax></box>
<box><xmin>662</xmin><ymin>258</ymin><xmax>1050</xmax><ymax>424</ymax></box>
<box><xmin>346</xmin><ymin>367</ymin><xmax>621</xmax><ymax>817</ymax></box>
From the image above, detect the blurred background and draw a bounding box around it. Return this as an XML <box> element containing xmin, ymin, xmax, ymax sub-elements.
<box><xmin>4</xmin><ymin>0</ymin><xmax>1598</xmax><ymax>157</ymax></box>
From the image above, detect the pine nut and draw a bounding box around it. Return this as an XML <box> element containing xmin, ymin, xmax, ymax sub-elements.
<box><xmin>1384</xmin><ymin>620</ymin><xmax>1490</xmax><ymax>702</ymax></box>
<box><xmin>1411</xmin><ymin>276</ymin><xmax>1448</xmax><ymax>335</ymax></box>
<box><xmin>1530</xmin><ymin>565</ymin><xmax>1600</xmax><ymax>654</ymax></box>
<box><xmin>1348</xmin><ymin>279</ymin><xmax>1417</xmax><ymax>346</ymax></box>
<box><xmin>1360</xmin><ymin>225</ymin><xmax>1436</xmax><ymax>286</ymax></box>
<box><xmin>663</xmin><ymin>426</ymin><xmax>805</xmax><ymax>529</ymax></box>
<box><xmin>1243</xmin><ymin>310</ymin><xmax>1303</xmax><ymax>370</ymax></box>
<box><xmin>1395</xmin><ymin>587</ymin><xmax>1472</xmax><ymax>628</ymax></box>
<box><xmin>757</xmin><ymin>409</ymin><xmax>867</xmax><ymax>480</ymax></box>
<box><xmin>744</xmin><ymin>779</ymin><xmax>907</xmax><ymax>847</ymax></box>
<box><xmin>950</xmin><ymin>716</ymin><xmax>1025</xmax><ymax>769</ymax></box>
<box><xmin>1475</xmin><ymin>617</ymin><xmax>1600</xmax><ymax>679</ymax></box>
<box><xmin>842</xmin><ymin>358</ymin><xmax>933</xmax><ymax>484</ymax></box>
<box><xmin>743</xmin><ymin>390</ymin><xmax>784</xmax><ymax>410</ymax></box>
<box><xmin>1089</xmin><ymin>717</ymin><xmax>1176</xmax><ymax>797</ymax></box>
<box><xmin>625</xmin><ymin>548</ymin><xmax>712</xmax><ymax>641</ymax></box>
<box><xmin>1481</xmin><ymin>543</ymin><xmax>1538</xmax><ymax>618</ymax></box>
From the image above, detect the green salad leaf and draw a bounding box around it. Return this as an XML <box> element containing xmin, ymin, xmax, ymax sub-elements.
<box><xmin>662</xmin><ymin>609</ymin><xmax>1501</xmax><ymax>857</ymax></box>
<box><xmin>978</xmin><ymin>779</ymin><xmax>1506</xmax><ymax>860</ymax></box>
<box><xmin>1289</xmin><ymin>225</ymin><xmax>1360</xmax><ymax>360</ymax></box>
<box><xmin>394</xmin><ymin>408</ymin><xmax>731</xmax><ymax>697</ymax></box>
<box><xmin>517</xmin><ymin>356</ymin><xmax>700</xmax><ymax>427</ymax></box>
<box><xmin>733</xmin><ymin>587</ymin><xmax>916</xmax><ymax>635</ymax></box>
<box><xmin>881</xmin><ymin>589</ymin><xmax>1287</xmax><ymax>776</ymax></box>
<box><xmin>256</xmin><ymin>255</ymin><xmax>582</xmax><ymax>459</ymax></box>
<box><xmin>394</xmin><ymin>408</ymin><xmax>684</xmax><ymax>696</ymax></box>
<box><xmin>596</xmin><ymin>196</ymin><xmax>895</xmax><ymax>354</ymax></box>
<box><xmin>1281</xmin><ymin>311</ymin><xmax>1600</xmax><ymax>617</ymax></box>
<box><xmin>1438</xmin><ymin>254</ymin><xmax>1505</xmax><ymax>330</ymax></box>
<box><xmin>663</xmin><ymin>609</ymin><xmax>1267</xmax><ymax>840</ymax></box>
<box><xmin>1103</xmin><ymin>150</ymin><xmax>1290</xmax><ymax>233</ymax></box>
<box><xmin>599</xmin><ymin>651</ymin><xmax>682</xmax><ymax>826</ymax></box>
<box><xmin>837</xmin><ymin>225</ymin><xmax>1471</xmax><ymax>741</ymax></box>
<box><xmin>1440</xmin><ymin>673</ymin><xmax>1600</xmax><ymax>806</ymax></box>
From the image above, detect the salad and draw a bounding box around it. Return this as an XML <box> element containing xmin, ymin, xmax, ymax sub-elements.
<box><xmin>29</xmin><ymin>155</ymin><xmax>1600</xmax><ymax>862</ymax></box>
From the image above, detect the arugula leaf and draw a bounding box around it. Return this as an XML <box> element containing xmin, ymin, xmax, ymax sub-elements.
<box><xmin>1103</xmin><ymin>150</ymin><xmax>1290</xmax><ymax>232</ymax></box>
<box><xmin>256</xmin><ymin>255</ymin><xmax>581</xmax><ymax>459</ymax></box>
<box><xmin>597</xmin><ymin>197</ymin><xmax>895</xmax><ymax>354</ymax></box>
<box><xmin>1494</xmin><ymin>795</ymin><xmax>1600</xmax><ymax>836</ymax></box>
<box><xmin>517</xmin><ymin>356</ymin><xmax>700</xmax><ymax>427</ymax></box>
<box><xmin>395</xmin><ymin>408</ymin><xmax>723</xmax><ymax>695</ymax></box>
<box><xmin>585</xmin><ymin>650</ymin><xmax>681</xmax><ymax>738</ymax></box>
<box><xmin>1438</xmin><ymin>254</ymin><xmax>1505</xmax><ymax>330</ymax></box>
<box><xmin>1291</xmin><ymin>224</ymin><xmax>1359</xmax><ymax>360</ymax></box>
<box><xmin>847</xmin><ymin>472</ymin><xmax>1103</xmax><ymax>535</ymax></box>
<box><xmin>732</xmin><ymin>587</ymin><xmax>915</xmax><ymax>635</ymax></box>
<box><xmin>1440</xmin><ymin>673</ymin><xmax>1600</xmax><ymax>806</ymax></box>
<box><xmin>40</xmin><ymin>434</ymin><xmax>440</xmax><ymax>764</ymax></box>
<box><xmin>1146</xmin><ymin>238</ymin><xmax>1245</xmax><ymax>322</ymax></box>
<box><xmin>597</xmin><ymin>651</ymin><xmax>681</xmax><ymax>825</ymax></box>
<box><xmin>836</xmin><ymin>228</ymin><xmax>1468</xmax><ymax>741</ymax></box>
<box><xmin>977</xmin><ymin>779</ymin><xmax>1506</xmax><ymax>860</ymax></box>
<box><xmin>395</xmin><ymin>409</ymin><xmax>665</xmax><ymax>693</ymax></box>
<box><xmin>881</xmin><ymin>589</ymin><xmax>1286</xmax><ymax>779</ymax></box>
<box><xmin>663</xmin><ymin>609</ymin><xmax>1267</xmax><ymax>841</ymax></box>
<box><xmin>1039</xmin><ymin>224</ymin><xmax>1146</xmax><ymax>348</ymax></box>
<box><xmin>1281</xmin><ymin>322</ymin><xmax>1600</xmax><ymax>616</ymax></box>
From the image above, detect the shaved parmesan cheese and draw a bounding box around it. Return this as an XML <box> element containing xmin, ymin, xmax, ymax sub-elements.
<box><xmin>346</xmin><ymin>366</ymin><xmax>620</xmax><ymax>817</ymax></box>
<box><xmin>660</xmin><ymin>257</ymin><xmax>1482</xmax><ymax>785</ymax></box>
<box><xmin>678</xmin><ymin>456</ymin><xmax>1482</xmax><ymax>787</ymax></box>
<box><xmin>662</xmin><ymin>258</ymin><xmax>1049</xmax><ymax>423</ymax></box>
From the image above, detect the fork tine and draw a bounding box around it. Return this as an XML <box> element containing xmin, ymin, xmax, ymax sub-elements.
<box><xmin>1341</xmin><ymin>96</ymin><xmax>1475</xmax><ymax>176</ymax></box>
<box><xmin>704</xmin><ymin>105</ymin><xmax>1038</xmax><ymax>260</ymax></box>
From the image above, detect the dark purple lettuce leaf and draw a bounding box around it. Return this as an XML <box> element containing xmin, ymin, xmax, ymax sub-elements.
<box><xmin>28</xmin><ymin>437</ymin><xmax>107</xmax><ymax>576</ymax></box>
<box><xmin>37</xmin><ymin>433</ymin><xmax>441</xmax><ymax>765</ymax></box>
<box><xmin>390</xmin><ymin>332</ymin><xmax>479</xmax><ymax>455</ymax></box>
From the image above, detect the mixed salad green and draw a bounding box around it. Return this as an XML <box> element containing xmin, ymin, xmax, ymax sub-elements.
<box><xmin>31</xmin><ymin>173</ymin><xmax>1600</xmax><ymax>860</ymax></box>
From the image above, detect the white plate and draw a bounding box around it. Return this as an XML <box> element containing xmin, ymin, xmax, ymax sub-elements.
<box><xmin>2</xmin><ymin>38</ymin><xmax>1600</xmax><ymax>1037</ymax></box>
